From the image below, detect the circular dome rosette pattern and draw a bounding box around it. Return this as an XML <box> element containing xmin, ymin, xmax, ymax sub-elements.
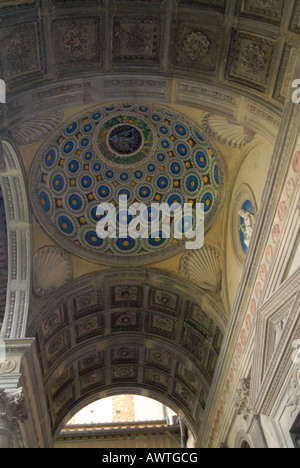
<box><xmin>30</xmin><ymin>103</ymin><xmax>225</xmax><ymax>266</ymax></box>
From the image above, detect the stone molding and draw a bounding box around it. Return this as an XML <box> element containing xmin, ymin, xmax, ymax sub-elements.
<box><xmin>1</xmin><ymin>74</ymin><xmax>283</xmax><ymax>145</ymax></box>
<box><xmin>251</xmin><ymin>270</ymin><xmax>300</xmax><ymax>416</ymax></box>
<box><xmin>0</xmin><ymin>138</ymin><xmax>31</xmax><ymax>340</ymax></box>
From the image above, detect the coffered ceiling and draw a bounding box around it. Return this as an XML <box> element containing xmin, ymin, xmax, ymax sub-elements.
<box><xmin>0</xmin><ymin>0</ymin><xmax>299</xmax><ymax>112</ymax></box>
<box><xmin>28</xmin><ymin>269</ymin><xmax>225</xmax><ymax>438</ymax></box>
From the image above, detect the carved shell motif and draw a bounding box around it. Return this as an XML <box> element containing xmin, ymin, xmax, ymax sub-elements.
<box><xmin>181</xmin><ymin>244</ymin><xmax>221</xmax><ymax>292</ymax></box>
<box><xmin>33</xmin><ymin>246</ymin><xmax>73</xmax><ymax>297</ymax></box>
<box><xmin>201</xmin><ymin>113</ymin><xmax>255</xmax><ymax>149</ymax></box>
<box><xmin>10</xmin><ymin>110</ymin><xmax>64</xmax><ymax>145</ymax></box>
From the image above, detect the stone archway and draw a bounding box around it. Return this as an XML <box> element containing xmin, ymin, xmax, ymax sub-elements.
<box><xmin>0</xmin><ymin>138</ymin><xmax>31</xmax><ymax>339</ymax></box>
<box><xmin>0</xmin><ymin>138</ymin><xmax>41</xmax><ymax>449</ymax></box>
<box><xmin>28</xmin><ymin>269</ymin><xmax>226</xmax><ymax>443</ymax></box>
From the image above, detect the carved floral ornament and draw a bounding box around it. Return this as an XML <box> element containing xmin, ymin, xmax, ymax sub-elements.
<box><xmin>240</xmin><ymin>43</ymin><xmax>267</xmax><ymax>74</ymax></box>
<box><xmin>183</xmin><ymin>31</ymin><xmax>210</xmax><ymax>61</ymax></box>
<box><xmin>63</xmin><ymin>27</ymin><xmax>91</xmax><ymax>56</ymax></box>
<box><xmin>117</xmin><ymin>347</ymin><xmax>132</xmax><ymax>358</ymax></box>
<box><xmin>6</xmin><ymin>36</ymin><xmax>31</xmax><ymax>72</ymax></box>
<box><xmin>1</xmin><ymin>23</ymin><xmax>36</xmax><ymax>76</ymax></box>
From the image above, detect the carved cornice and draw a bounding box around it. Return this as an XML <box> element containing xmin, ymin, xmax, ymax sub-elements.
<box><xmin>0</xmin><ymin>74</ymin><xmax>283</xmax><ymax>146</ymax></box>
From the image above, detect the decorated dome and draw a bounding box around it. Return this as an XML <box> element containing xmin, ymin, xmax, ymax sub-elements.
<box><xmin>30</xmin><ymin>103</ymin><xmax>225</xmax><ymax>266</ymax></box>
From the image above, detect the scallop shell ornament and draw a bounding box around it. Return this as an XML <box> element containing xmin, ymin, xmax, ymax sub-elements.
<box><xmin>33</xmin><ymin>246</ymin><xmax>73</xmax><ymax>297</ymax></box>
<box><xmin>10</xmin><ymin>110</ymin><xmax>64</xmax><ymax>145</ymax></box>
<box><xmin>202</xmin><ymin>113</ymin><xmax>255</xmax><ymax>149</ymax></box>
<box><xmin>181</xmin><ymin>244</ymin><xmax>221</xmax><ymax>292</ymax></box>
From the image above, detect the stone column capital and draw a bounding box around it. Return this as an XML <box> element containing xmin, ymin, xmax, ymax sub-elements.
<box><xmin>0</xmin><ymin>388</ymin><xmax>28</xmax><ymax>432</ymax></box>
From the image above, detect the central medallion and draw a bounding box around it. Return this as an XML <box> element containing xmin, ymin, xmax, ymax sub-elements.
<box><xmin>95</xmin><ymin>114</ymin><xmax>154</xmax><ymax>167</ymax></box>
<box><xmin>108</xmin><ymin>124</ymin><xmax>143</xmax><ymax>156</ymax></box>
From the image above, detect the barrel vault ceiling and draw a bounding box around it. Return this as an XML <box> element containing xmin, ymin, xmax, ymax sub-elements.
<box><xmin>0</xmin><ymin>0</ymin><xmax>299</xmax><ymax>445</ymax></box>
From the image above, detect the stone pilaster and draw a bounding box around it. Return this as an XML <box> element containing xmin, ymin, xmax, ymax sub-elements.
<box><xmin>0</xmin><ymin>339</ymin><xmax>53</xmax><ymax>448</ymax></box>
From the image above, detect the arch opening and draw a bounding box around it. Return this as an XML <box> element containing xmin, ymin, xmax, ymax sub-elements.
<box><xmin>55</xmin><ymin>394</ymin><xmax>193</xmax><ymax>448</ymax></box>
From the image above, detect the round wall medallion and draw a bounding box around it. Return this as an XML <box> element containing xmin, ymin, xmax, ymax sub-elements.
<box><xmin>30</xmin><ymin>103</ymin><xmax>225</xmax><ymax>266</ymax></box>
<box><xmin>232</xmin><ymin>185</ymin><xmax>257</xmax><ymax>264</ymax></box>
<box><xmin>239</xmin><ymin>199</ymin><xmax>254</xmax><ymax>253</ymax></box>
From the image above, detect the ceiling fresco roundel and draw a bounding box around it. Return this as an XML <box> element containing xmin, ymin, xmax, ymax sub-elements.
<box><xmin>30</xmin><ymin>103</ymin><xmax>225</xmax><ymax>266</ymax></box>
